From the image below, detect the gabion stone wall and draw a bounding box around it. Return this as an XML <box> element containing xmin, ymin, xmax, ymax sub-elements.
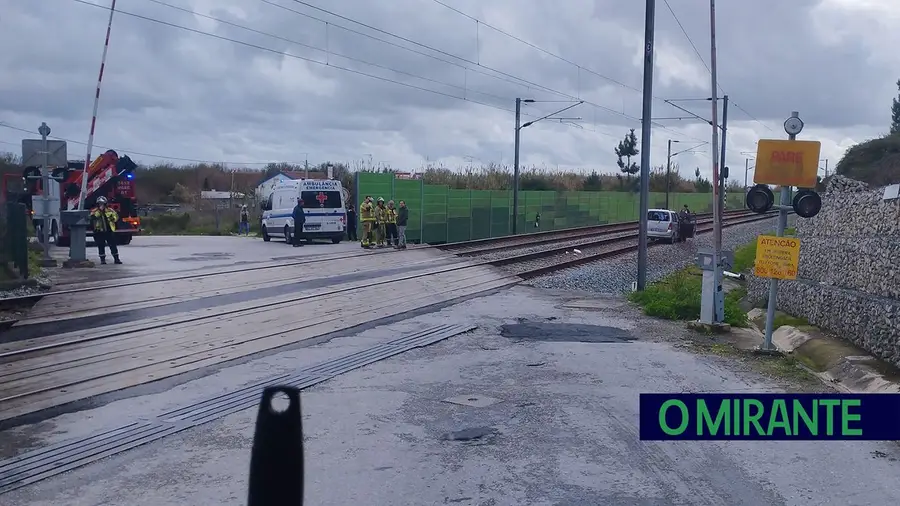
<box><xmin>747</xmin><ymin>175</ymin><xmax>900</xmax><ymax>367</ymax></box>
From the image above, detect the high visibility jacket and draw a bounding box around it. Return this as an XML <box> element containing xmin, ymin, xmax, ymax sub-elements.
<box><xmin>91</xmin><ymin>207</ymin><xmax>118</xmax><ymax>233</ymax></box>
<box><xmin>360</xmin><ymin>202</ymin><xmax>375</xmax><ymax>222</ymax></box>
<box><xmin>374</xmin><ymin>205</ymin><xmax>386</xmax><ymax>223</ymax></box>
<box><xmin>385</xmin><ymin>208</ymin><xmax>397</xmax><ymax>224</ymax></box>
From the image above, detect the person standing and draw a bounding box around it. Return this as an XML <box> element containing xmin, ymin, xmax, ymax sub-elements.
<box><xmin>359</xmin><ymin>196</ymin><xmax>375</xmax><ymax>248</ymax></box>
<box><xmin>374</xmin><ymin>197</ymin><xmax>387</xmax><ymax>248</ymax></box>
<box><xmin>291</xmin><ymin>197</ymin><xmax>306</xmax><ymax>247</ymax></box>
<box><xmin>91</xmin><ymin>196</ymin><xmax>122</xmax><ymax>265</ymax></box>
<box><xmin>346</xmin><ymin>203</ymin><xmax>357</xmax><ymax>241</ymax></box>
<box><xmin>239</xmin><ymin>205</ymin><xmax>250</xmax><ymax>235</ymax></box>
<box><xmin>395</xmin><ymin>200</ymin><xmax>408</xmax><ymax>249</ymax></box>
<box><xmin>385</xmin><ymin>200</ymin><xmax>398</xmax><ymax>247</ymax></box>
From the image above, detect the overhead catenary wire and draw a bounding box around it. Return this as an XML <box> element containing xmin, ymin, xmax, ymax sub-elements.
<box><xmin>278</xmin><ymin>0</ymin><xmax>707</xmax><ymax>142</ymax></box>
<box><xmin>31</xmin><ymin>0</ymin><xmax>708</xmax><ymax>164</ymax></box>
<box><xmin>661</xmin><ymin>0</ymin><xmax>776</xmax><ymax>134</ymax></box>
<box><xmin>0</xmin><ymin>122</ymin><xmax>306</xmax><ymax>165</ymax></box>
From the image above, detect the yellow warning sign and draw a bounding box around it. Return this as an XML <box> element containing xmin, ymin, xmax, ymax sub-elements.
<box><xmin>754</xmin><ymin>235</ymin><xmax>800</xmax><ymax>280</ymax></box>
<box><xmin>754</xmin><ymin>139</ymin><xmax>821</xmax><ymax>188</ymax></box>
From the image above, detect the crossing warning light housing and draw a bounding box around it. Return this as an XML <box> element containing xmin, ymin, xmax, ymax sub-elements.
<box><xmin>792</xmin><ymin>189</ymin><xmax>822</xmax><ymax>218</ymax></box>
<box><xmin>746</xmin><ymin>184</ymin><xmax>774</xmax><ymax>214</ymax></box>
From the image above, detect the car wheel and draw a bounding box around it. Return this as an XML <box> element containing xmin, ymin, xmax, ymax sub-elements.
<box><xmin>284</xmin><ymin>225</ymin><xmax>292</xmax><ymax>244</ymax></box>
<box><xmin>262</xmin><ymin>226</ymin><xmax>271</xmax><ymax>242</ymax></box>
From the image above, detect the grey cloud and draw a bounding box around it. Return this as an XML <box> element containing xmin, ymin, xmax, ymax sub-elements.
<box><xmin>0</xmin><ymin>0</ymin><xmax>896</xmax><ymax>179</ymax></box>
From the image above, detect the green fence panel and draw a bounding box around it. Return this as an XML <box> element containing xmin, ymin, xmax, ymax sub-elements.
<box><xmin>422</xmin><ymin>184</ymin><xmax>448</xmax><ymax>244</ymax></box>
<box><xmin>447</xmin><ymin>189</ymin><xmax>472</xmax><ymax>243</ymax></box>
<box><xmin>470</xmin><ymin>190</ymin><xmax>492</xmax><ymax>240</ymax></box>
<box><xmin>354</xmin><ymin>173</ymin><xmax>750</xmax><ymax>244</ymax></box>
<box><xmin>490</xmin><ymin>191</ymin><xmax>511</xmax><ymax>237</ymax></box>
<box><xmin>393</xmin><ymin>179</ymin><xmax>423</xmax><ymax>243</ymax></box>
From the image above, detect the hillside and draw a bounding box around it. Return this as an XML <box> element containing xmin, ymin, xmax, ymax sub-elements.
<box><xmin>835</xmin><ymin>133</ymin><xmax>900</xmax><ymax>187</ymax></box>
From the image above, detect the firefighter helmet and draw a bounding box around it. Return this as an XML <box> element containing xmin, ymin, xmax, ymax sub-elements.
<box><xmin>96</xmin><ymin>196</ymin><xmax>108</xmax><ymax>205</ymax></box>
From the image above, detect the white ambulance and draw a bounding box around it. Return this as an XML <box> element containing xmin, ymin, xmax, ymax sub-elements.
<box><xmin>260</xmin><ymin>179</ymin><xmax>347</xmax><ymax>244</ymax></box>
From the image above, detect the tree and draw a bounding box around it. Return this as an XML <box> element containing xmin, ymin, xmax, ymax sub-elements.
<box><xmin>583</xmin><ymin>171</ymin><xmax>602</xmax><ymax>191</ymax></box>
<box><xmin>202</xmin><ymin>177</ymin><xmax>211</xmax><ymax>191</ymax></box>
<box><xmin>615</xmin><ymin>129</ymin><xmax>640</xmax><ymax>176</ymax></box>
<box><xmin>892</xmin><ymin>79</ymin><xmax>900</xmax><ymax>135</ymax></box>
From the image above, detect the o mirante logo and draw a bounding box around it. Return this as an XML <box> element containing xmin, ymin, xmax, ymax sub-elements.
<box><xmin>639</xmin><ymin>394</ymin><xmax>899</xmax><ymax>441</ymax></box>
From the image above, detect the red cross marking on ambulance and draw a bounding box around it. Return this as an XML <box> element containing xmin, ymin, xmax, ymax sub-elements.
<box><xmin>315</xmin><ymin>192</ymin><xmax>328</xmax><ymax>206</ymax></box>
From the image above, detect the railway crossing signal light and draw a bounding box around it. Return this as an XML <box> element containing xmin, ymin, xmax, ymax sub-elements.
<box><xmin>792</xmin><ymin>189</ymin><xmax>822</xmax><ymax>218</ymax></box>
<box><xmin>746</xmin><ymin>184</ymin><xmax>774</xmax><ymax>214</ymax></box>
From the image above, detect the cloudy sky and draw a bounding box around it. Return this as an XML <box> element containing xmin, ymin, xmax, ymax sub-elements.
<box><xmin>1</xmin><ymin>0</ymin><xmax>898</xmax><ymax>181</ymax></box>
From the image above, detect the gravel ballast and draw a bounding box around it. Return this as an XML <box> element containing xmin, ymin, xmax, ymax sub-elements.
<box><xmin>525</xmin><ymin>215</ymin><xmax>797</xmax><ymax>294</ymax></box>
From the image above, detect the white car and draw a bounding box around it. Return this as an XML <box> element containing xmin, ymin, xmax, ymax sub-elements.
<box><xmin>646</xmin><ymin>209</ymin><xmax>681</xmax><ymax>244</ymax></box>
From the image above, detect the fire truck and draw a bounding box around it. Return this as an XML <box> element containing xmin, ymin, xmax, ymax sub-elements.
<box><xmin>1</xmin><ymin>149</ymin><xmax>142</xmax><ymax>246</ymax></box>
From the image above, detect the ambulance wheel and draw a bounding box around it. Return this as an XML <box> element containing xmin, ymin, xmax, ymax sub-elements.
<box><xmin>261</xmin><ymin>226</ymin><xmax>271</xmax><ymax>242</ymax></box>
<box><xmin>283</xmin><ymin>226</ymin><xmax>292</xmax><ymax>244</ymax></box>
<box><xmin>331</xmin><ymin>237</ymin><xmax>341</xmax><ymax>244</ymax></box>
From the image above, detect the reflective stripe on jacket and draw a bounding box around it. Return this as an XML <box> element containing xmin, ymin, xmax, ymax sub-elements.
<box><xmin>91</xmin><ymin>208</ymin><xmax>118</xmax><ymax>232</ymax></box>
<box><xmin>360</xmin><ymin>202</ymin><xmax>375</xmax><ymax>221</ymax></box>
<box><xmin>385</xmin><ymin>208</ymin><xmax>397</xmax><ymax>224</ymax></box>
<box><xmin>374</xmin><ymin>206</ymin><xmax>386</xmax><ymax>223</ymax></box>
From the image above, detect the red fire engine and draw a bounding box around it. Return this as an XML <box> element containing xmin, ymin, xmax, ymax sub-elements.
<box><xmin>1</xmin><ymin>149</ymin><xmax>142</xmax><ymax>246</ymax></box>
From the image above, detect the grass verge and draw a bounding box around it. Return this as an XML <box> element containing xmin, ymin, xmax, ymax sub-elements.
<box><xmin>627</xmin><ymin>266</ymin><xmax>748</xmax><ymax>327</ymax></box>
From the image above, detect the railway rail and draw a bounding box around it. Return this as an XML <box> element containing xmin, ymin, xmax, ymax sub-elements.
<box><xmin>438</xmin><ymin>208</ymin><xmax>752</xmax><ymax>255</ymax></box>
<box><xmin>1</xmin><ymin>208</ymin><xmax>753</xmax><ymax>308</ymax></box>
<box><xmin>473</xmin><ymin>210</ymin><xmax>782</xmax><ymax>278</ymax></box>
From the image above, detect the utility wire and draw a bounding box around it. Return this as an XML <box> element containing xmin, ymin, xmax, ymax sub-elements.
<box><xmin>0</xmin><ymin>122</ymin><xmax>305</xmax><ymax>165</ymax></box>
<box><xmin>661</xmin><ymin>0</ymin><xmax>776</xmax><ymax>133</ymax></box>
<box><xmin>429</xmin><ymin>0</ymin><xmax>641</xmax><ymax>94</ymax></box>
<box><xmin>281</xmin><ymin>0</ymin><xmax>706</xmax><ymax>142</ymax></box>
<box><xmin>54</xmin><ymin>0</ymin><xmax>703</xmax><ymax>164</ymax></box>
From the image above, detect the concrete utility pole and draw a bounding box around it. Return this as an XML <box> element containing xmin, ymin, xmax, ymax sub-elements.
<box><xmin>636</xmin><ymin>0</ymin><xmax>656</xmax><ymax>291</ymax></box>
<box><xmin>718</xmin><ymin>95</ymin><xmax>729</xmax><ymax>215</ymax></box>
<box><xmin>512</xmin><ymin>97</ymin><xmax>582</xmax><ymax>236</ymax></box>
<box><xmin>666</xmin><ymin>139</ymin><xmax>673</xmax><ymax>209</ymax></box>
<box><xmin>707</xmin><ymin>0</ymin><xmax>725</xmax><ymax>322</ymax></box>
<box><xmin>513</xmin><ymin>97</ymin><xmax>522</xmax><ymax>235</ymax></box>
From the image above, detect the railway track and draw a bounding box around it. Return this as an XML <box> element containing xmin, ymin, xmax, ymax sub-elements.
<box><xmin>466</xmin><ymin>210</ymin><xmax>781</xmax><ymax>279</ymax></box>
<box><xmin>438</xmin><ymin>208</ymin><xmax>752</xmax><ymax>255</ymax></box>
<box><xmin>0</xmin><ymin>209</ymin><xmax>752</xmax><ymax>308</ymax></box>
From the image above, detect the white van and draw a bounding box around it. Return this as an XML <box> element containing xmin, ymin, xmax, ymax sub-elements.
<box><xmin>260</xmin><ymin>179</ymin><xmax>347</xmax><ymax>244</ymax></box>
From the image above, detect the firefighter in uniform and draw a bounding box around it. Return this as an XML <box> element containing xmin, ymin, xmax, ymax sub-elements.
<box><xmin>385</xmin><ymin>200</ymin><xmax>398</xmax><ymax>247</ymax></box>
<box><xmin>91</xmin><ymin>196</ymin><xmax>122</xmax><ymax>265</ymax></box>
<box><xmin>374</xmin><ymin>197</ymin><xmax>387</xmax><ymax>248</ymax></box>
<box><xmin>359</xmin><ymin>196</ymin><xmax>375</xmax><ymax>248</ymax></box>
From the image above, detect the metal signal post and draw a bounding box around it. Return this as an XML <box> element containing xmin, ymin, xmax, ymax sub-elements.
<box><xmin>636</xmin><ymin>0</ymin><xmax>656</xmax><ymax>291</ymax></box>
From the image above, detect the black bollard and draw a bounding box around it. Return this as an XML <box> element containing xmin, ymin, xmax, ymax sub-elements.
<box><xmin>247</xmin><ymin>386</ymin><xmax>305</xmax><ymax>506</ymax></box>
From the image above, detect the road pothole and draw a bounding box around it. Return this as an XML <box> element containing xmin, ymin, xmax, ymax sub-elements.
<box><xmin>500</xmin><ymin>322</ymin><xmax>634</xmax><ymax>343</ymax></box>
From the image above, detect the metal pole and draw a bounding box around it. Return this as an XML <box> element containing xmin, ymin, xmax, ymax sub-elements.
<box><xmin>824</xmin><ymin>158</ymin><xmax>829</xmax><ymax>179</ymax></box>
<box><xmin>305</xmin><ymin>157</ymin><xmax>309</xmax><ymax>179</ymax></box>
<box><xmin>665</xmin><ymin>139</ymin><xmax>672</xmax><ymax>209</ymax></box>
<box><xmin>707</xmin><ymin>0</ymin><xmax>723</xmax><ymax>321</ymax></box>
<box><xmin>763</xmin><ymin>112</ymin><xmax>798</xmax><ymax>350</ymax></box>
<box><xmin>513</xmin><ymin>97</ymin><xmax>521</xmax><ymax>236</ymax></box>
<box><xmin>744</xmin><ymin>158</ymin><xmax>749</xmax><ymax>188</ymax></box>
<box><xmin>78</xmin><ymin>0</ymin><xmax>117</xmax><ymax>211</ymax></box>
<box><xmin>636</xmin><ymin>0</ymin><xmax>656</xmax><ymax>291</ymax></box>
<box><xmin>39</xmin><ymin>123</ymin><xmax>52</xmax><ymax>264</ymax></box>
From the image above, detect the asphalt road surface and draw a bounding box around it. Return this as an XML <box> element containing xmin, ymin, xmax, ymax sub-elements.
<box><xmin>3</xmin><ymin>285</ymin><xmax>898</xmax><ymax>506</ymax></box>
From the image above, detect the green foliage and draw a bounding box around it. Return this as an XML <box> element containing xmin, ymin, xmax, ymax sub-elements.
<box><xmin>628</xmin><ymin>267</ymin><xmax>748</xmax><ymax>327</ymax></box>
<box><xmin>892</xmin><ymin>79</ymin><xmax>900</xmax><ymax>135</ymax></box>
<box><xmin>835</xmin><ymin>132</ymin><xmax>900</xmax><ymax>186</ymax></box>
<box><xmin>615</xmin><ymin>129</ymin><xmax>640</xmax><ymax>175</ymax></box>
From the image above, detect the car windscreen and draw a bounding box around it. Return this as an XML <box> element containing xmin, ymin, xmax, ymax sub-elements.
<box><xmin>647</xmin><ymin>211</ymin><xmax>670</xmax><ymax>222</ymax></box>
<box><xmin>300</xmin><ymin>191</ymin><xmax>343</xmax><ymax>209</ymax></box>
